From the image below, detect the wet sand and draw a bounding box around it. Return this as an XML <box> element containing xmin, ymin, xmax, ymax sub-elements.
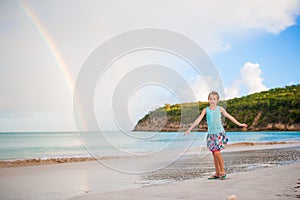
<box><xmin>144</xmin><ymin>144</ymin><xmax>300</xmax><ymax>182</ymax></box>
<box><xmin>70</xmin><ymin>164</ymin><xmax>300</xmax><ymax>200</ymax></box>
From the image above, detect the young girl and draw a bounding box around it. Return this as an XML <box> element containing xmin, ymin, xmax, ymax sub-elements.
<box><xmin>184</xmin><ymin>91</ymin><xmax>247</xmax><ymax>180</ymax></box>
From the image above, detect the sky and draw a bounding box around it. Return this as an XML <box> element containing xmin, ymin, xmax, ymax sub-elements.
<box><xmin>0</xmin><ymin>0</ymin><xmax>300</xmax><ymax>131</ymax></box>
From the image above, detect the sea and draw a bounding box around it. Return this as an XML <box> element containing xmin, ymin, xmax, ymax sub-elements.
<box><xmin>0</xmin><ymin>131</ymin><xmax>300</xmax><ymax>161</ymax></box>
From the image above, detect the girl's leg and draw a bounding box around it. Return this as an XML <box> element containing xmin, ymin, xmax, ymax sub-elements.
<box><xmin>214</xmin><ymin>151</ymin><xmax>225</xmax><ymax>175</ymax></box>
<box><xmin>212</xmin><ymin>152</ymin><xmax>220</xmax><ymax>176</ymax></box>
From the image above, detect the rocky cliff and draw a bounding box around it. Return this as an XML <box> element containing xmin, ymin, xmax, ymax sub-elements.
<box><xmin>133</xmin><ymin>116</ymin><xmax>300</xmax><ymax>132</ymax></box>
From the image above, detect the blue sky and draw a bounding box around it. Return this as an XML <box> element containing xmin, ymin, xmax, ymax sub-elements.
<box><xmin>0</xmin><ymin>0</ymin><xmax>300</xmax><ymax>131</ymax></box>
<box><xmin>212</xmin><ymin>16</ymin><xmax>300</xmax><ymax>93</ymax></box>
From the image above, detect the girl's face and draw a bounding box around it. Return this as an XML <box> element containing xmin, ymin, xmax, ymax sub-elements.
<box><xmin>208</xmin><ymin>94</ymin><xmax>219</xmax><ymax>106</ymax></box>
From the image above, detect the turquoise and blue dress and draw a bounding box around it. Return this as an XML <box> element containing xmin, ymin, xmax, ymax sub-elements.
<box><xmin>206</xmin><ymin>106</ymin><xmax>228</xmax><ymax>152</ymax></box>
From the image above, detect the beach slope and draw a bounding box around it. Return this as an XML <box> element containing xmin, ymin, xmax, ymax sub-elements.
<box><xmin>70</xmin><ymin>163</ymin><xmax>300</xmax><ymax>200</ymax></box>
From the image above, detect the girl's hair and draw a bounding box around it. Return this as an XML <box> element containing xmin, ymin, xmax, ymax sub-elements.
<box><xmin>208</xmin><ymin>91</ymin><xmax>219</xmax><ymax>100</ymax></box>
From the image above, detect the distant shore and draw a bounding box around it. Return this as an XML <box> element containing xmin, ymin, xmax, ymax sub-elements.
<box><xmin>133</xmin><ymin>124</ymin><xmax>300</xmax><ymax>132</ymax></box>
<box><xmin>133</xmin><ymin>84</ymin><xmax>300</xmax><ymax>134</ymax></box>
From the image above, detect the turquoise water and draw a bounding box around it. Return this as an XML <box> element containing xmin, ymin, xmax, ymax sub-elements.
<box><xmin>0</xmin><ymin>131</ymin><xmax>299</xmax><ymax>161</ymax></box>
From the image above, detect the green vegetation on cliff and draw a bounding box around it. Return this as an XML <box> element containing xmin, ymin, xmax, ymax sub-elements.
<box><xmin>136</xmin><ymin>84</ymin><xmax>300</xmax><ymax>131</ymax></box>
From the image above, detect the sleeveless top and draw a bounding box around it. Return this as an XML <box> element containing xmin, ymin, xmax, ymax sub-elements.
<box><xmin>206</xmin><ymin>106</ymin><xmax>225</xmax><ymax>134</ymax></box>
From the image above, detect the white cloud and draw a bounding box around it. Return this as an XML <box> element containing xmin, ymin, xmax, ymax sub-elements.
<box><xmin>188</xmin><ymin>75</ymin><xmax>223</xmax><ymax>101</ymax></box>
<box><xmin>240</xmin><ymin>62</ymin><xmax>268</xmax><ymax>94</ymax></box>
<box><xmin>225</xmin><ymin>62</ymin><xmax>268</xmax><ymax>99</ymax></box>
<box><xmin>0</xmin><ymin>0</ymin><xmax>299</xmax><ymax>130</ymax></box>
<box><xmin>0</xmin><ymin>112</ymin><xmax>75</xmax><ymax>131</ymax></box>
<box><xmin>225</xmin><ymin>79</ymin><xmax>243</xmax><ymax>100</ymax></box>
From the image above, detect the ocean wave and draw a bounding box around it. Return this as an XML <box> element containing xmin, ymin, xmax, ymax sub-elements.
<box><xmin>185</xmin><ymin>141</ymin><xmax>300</xmax><ymax>153</ymax></box>
<box><xmin>0</xmin><ymin>154</ymin><xmax>140</xmax><ymax>168</ymax></box>
<box><xmin>226</xmin><ymin>141</ymin><xmax>300</xmax><ymax>147</ymax></box>
<box><xmin>0</xmin><ymin>156</ymin><xmax>95</xmax><ymax>167</ymax></box>
<box><xmin>0</xmin><ymin>153</ymin><xmax>159</xmax><ymax>168</ymax></box>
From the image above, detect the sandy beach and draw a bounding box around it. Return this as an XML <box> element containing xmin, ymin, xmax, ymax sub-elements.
<box><xmin>70</xmin><ymin>164</ymin><xmax>300</xmax><ymax>200</ymax></box>
<box><xmin>0</xmin><ymin>142</ymin><xmax>299</xmax><ymax>200</ymax></box>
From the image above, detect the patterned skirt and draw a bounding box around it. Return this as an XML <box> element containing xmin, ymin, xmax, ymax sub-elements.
<box><xmin>207</xmin><ymin>132</ymin><xmax>228</xmax><ymax>152</ymax></box>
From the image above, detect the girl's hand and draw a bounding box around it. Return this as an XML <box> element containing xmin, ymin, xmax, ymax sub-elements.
<box><xmin>240</xmin><ymin>123</ymin><xmax>248</xmax><ymax>128</ymax></box>
<box><xmin>184</xmin><ymin>130</ymin><xmax>190</xmax><ymax>136</ymax></box>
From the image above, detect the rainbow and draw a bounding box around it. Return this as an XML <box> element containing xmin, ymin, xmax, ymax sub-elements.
<box><xmin>18</xmin><ymin>0</ymin><xmax>75</xmax><ymax>94</ymax></box>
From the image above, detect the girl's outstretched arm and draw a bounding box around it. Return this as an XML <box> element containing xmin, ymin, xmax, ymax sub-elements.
<box><xmin>184</xmin><ymin>108</ymin><xmax>206</xmax><ymax>136</ymax></box>
<box><xmin>220</xmin><ymin>106</ymin><xmax>248</xmax><ymax>128</ymax></box>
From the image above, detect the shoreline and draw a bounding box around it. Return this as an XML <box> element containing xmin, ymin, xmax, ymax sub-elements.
<box><xmin>0</xmin><ymin>142</ymin><xmax>299</xmax><ymax>200</ymax></box>
<box><xmin>1</xmin><ymin>141</ymin><xmax>299</xmax><ymax>168</ymax></box>
<box><xmin>0</xmin><ymin>141</ymin><xmax>298</xmax><ymax>168</ymax></box>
